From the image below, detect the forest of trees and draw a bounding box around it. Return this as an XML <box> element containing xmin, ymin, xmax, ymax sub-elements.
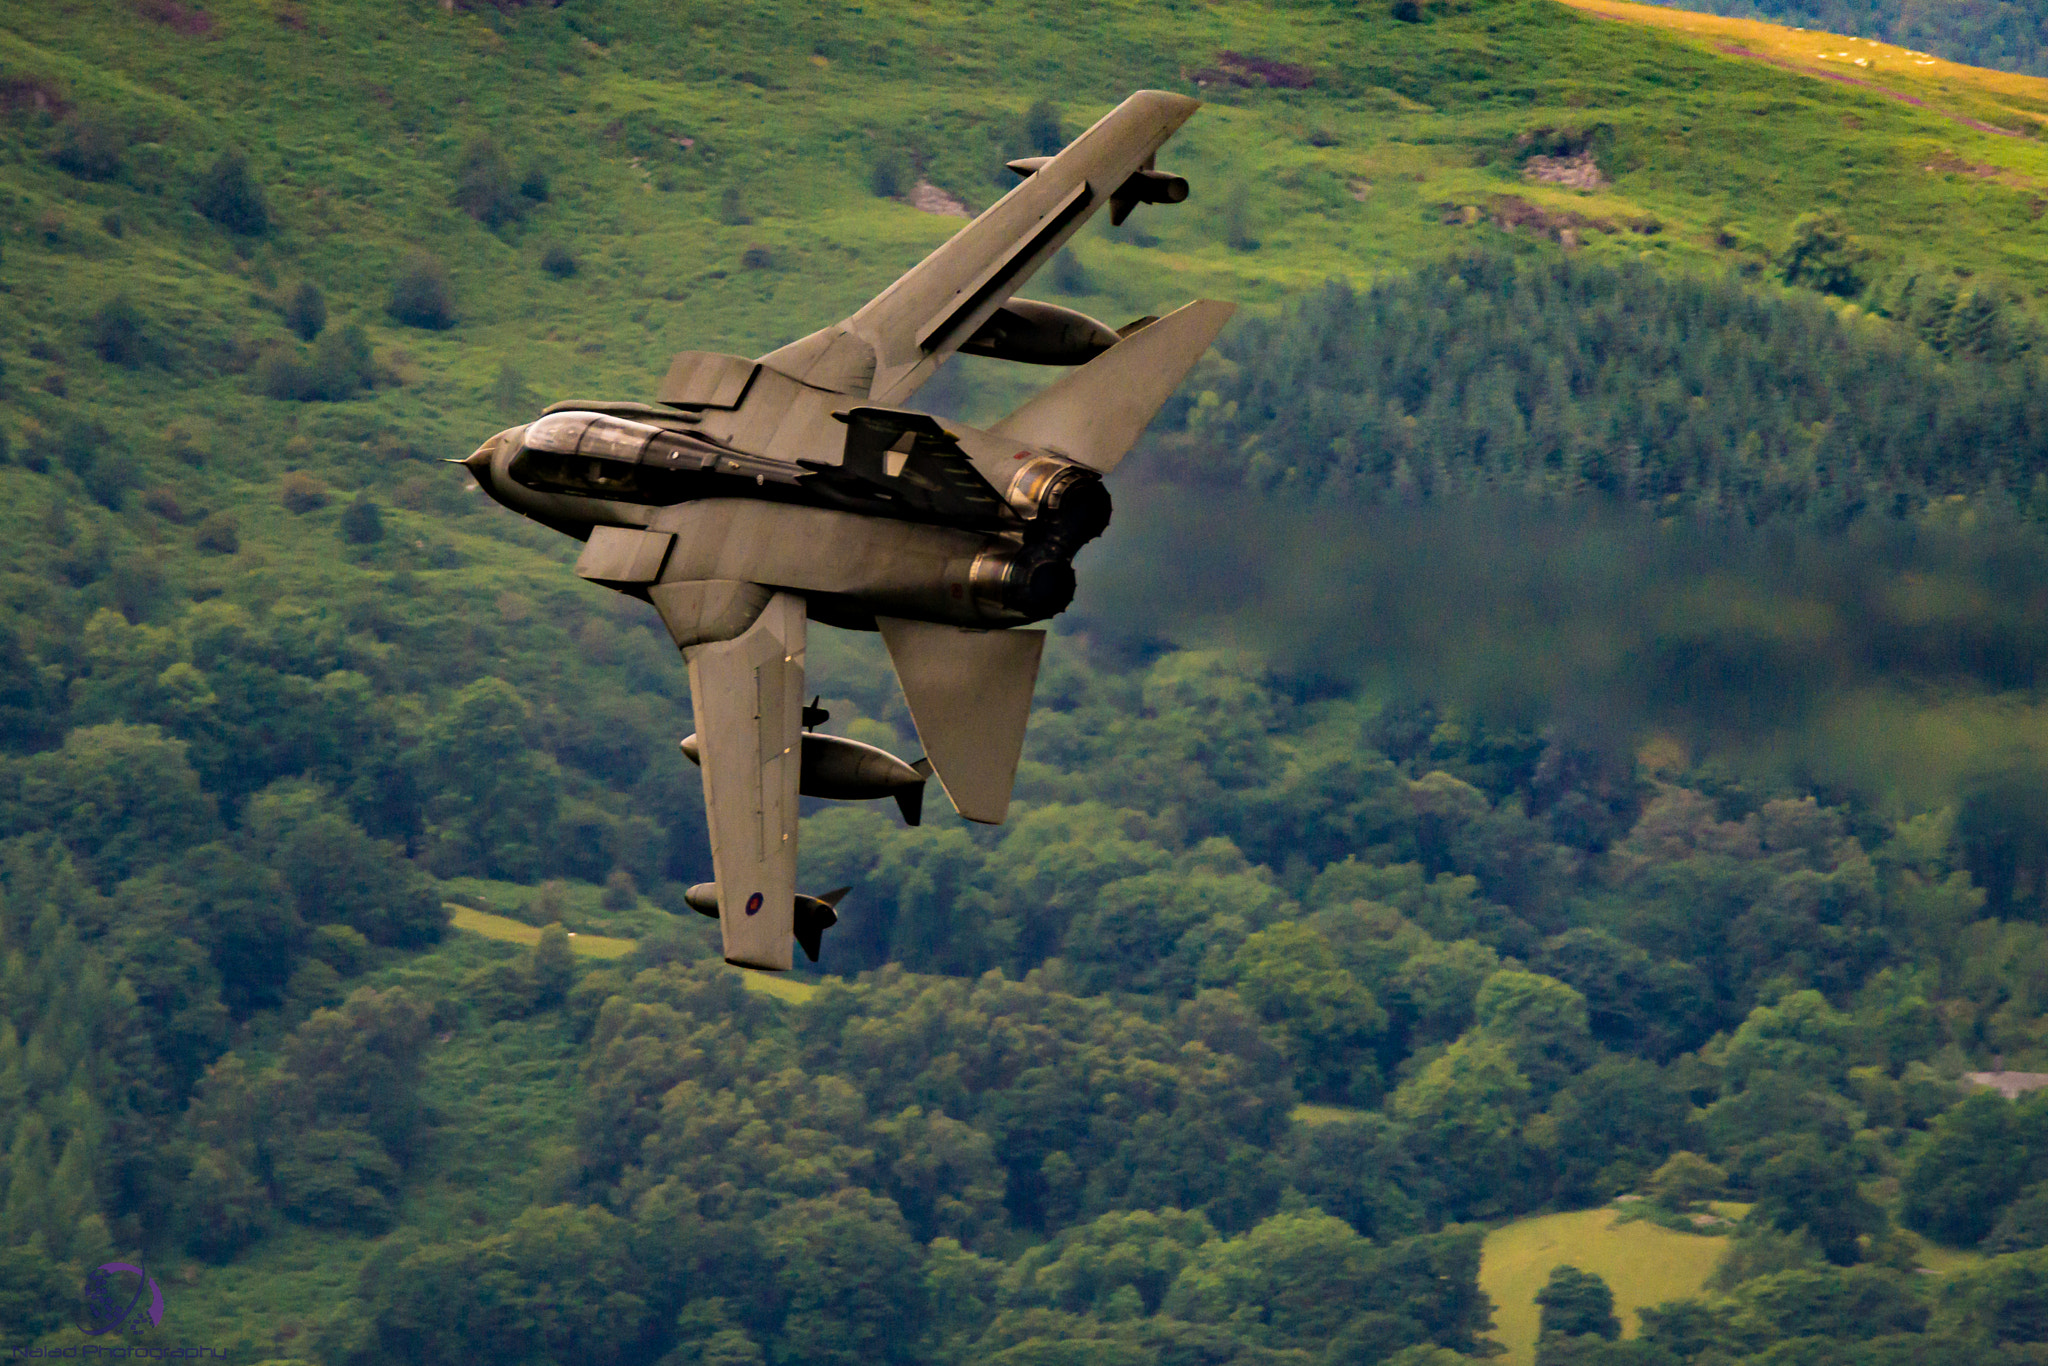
<box><xmin>0</xmin><ymin>227</ymin><xmax>2047</xmax><ymax>1355</ymax></box>
<box><xmin>1</xmin><ymin>234</ymin><xmax>2048</xmax><ymax>1356</ymax></box>
<box><xmin>1155</xmin><ymin>249</ymin><xmax>2048</xmax><ymax>528</ymax></box>
<box><xmin>4</xmin><ymin>593</ymin><xmax>2048</xmax><ymax>1359</ymax></box>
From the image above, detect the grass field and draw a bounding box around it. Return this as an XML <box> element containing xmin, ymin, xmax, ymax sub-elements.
<box><xmin>1561</xmin><ymin>0</ymin><xmax>2048</xmax><ymax>120</ymax></box>
<box><xmin>1900</xmin><ymin>1229</ymin><xmax>1989</xmax><ymax>1276</ymax></box>
<box><xmin>447</xmin><ymin>903</ymin><xmax>637</xmax><ymax>958</ymax></box>
<box><xmin>1480</xmin><ymin>1207</ymin><xmax>1734</xmax><ymax>1364</ymax></box>
<box><xmin>1291</xmin><ymin>1102</ymin><xmax>1370</xmax><ymax>1125</ymax></box>
<box><xmin>447</xmin><ymin>901</ymin><xmax>823</xmax><ymax>1001</ymax></box>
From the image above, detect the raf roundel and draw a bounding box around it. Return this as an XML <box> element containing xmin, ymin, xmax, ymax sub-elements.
<box><xmin>745</xmin><ymin>892</ymin><xmax>764</xmax><ymax>917</ymax></box>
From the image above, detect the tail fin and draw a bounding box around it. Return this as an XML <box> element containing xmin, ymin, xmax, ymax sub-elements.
<box><xmin>990</xmin><ymin>299</ymin><xmax>1235</xmax><ymax>473</ymax></box>
<box><xmin>794</xmin><ymin>887</ymin><xmax>849</xmax><ymax>964</ymax></box>
<box><xmin>895</xmin><ymin>760</ymin><xmax>932</xmax><ymax>827</ymax></box>
<box><xmin>876</xmin><ymin>620</ymin><xmax>1044</xmax><ymax>824</ymax></box>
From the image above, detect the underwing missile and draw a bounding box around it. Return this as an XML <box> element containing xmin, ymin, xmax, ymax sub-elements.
<box><xmin>681</xmin><ymin>731</ymin><xmax>931</xmax><ymax>825</ymax></box>
<box><xmin>683</xmin><ymin>884</ymin><xmax>849</xmax><ymax>963</ymax></box>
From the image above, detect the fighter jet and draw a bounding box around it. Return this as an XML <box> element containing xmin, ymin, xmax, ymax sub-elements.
<box><xmin>460</xmin><ymin>90</ymin><xmax>1233</xmax><ymax>970</ymax></box>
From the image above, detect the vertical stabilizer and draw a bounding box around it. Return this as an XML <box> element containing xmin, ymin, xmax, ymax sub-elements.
<box><xmin>876</xmin><ymin>619</ymin><xmax>1044</xmax><ymax>824</ymax></box>
<box><xmin>989</xmin><ymin>299</ymin><xmax>1235</xmax><ymax>473</ymax></box>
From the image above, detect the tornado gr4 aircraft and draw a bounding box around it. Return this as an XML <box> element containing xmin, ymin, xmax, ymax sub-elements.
<box><xmin>460</xmin><ymin>90</ymin><xmax>1233</xmax><ymax>970</ymax></box>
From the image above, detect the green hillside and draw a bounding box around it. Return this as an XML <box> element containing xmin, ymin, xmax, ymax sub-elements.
<box><xmin>8</xmin><ymin>0</ymin><xmax>2048</xmax><ymax>1364</ymax></box>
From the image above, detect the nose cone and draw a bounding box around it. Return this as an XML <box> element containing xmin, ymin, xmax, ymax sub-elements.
<box><xmin>455</xmin><ymin>439</ymin><xmax>496</xmax><ymax>492</ymax></box>
<box><xmin>462</xmin><ymin>443</ymin><xmax>493</xmax><ymax>470</ymax></box>
<box><xmin>452</xmin><ymin>427</ymin><xmax>527</xmax><ymax>501</ymax></box>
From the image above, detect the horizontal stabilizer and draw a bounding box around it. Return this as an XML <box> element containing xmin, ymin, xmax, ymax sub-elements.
<box><xmin>990</xmin><ymin>299</ymin><xmax>1236</xmax><ymax>473</ymax></box>
<box><xmin>877</xmin><ymin>619</ymin><xmax>1044</xmax><ymax>824</ymax></box>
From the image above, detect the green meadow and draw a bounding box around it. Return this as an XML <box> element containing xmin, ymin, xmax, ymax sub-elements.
<box><xmin>1479</xmin><ymin>1206</ymin><xmax>1738</xmax><ymax>1364</ymax></box>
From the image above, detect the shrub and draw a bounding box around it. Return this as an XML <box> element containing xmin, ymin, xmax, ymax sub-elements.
<box><xmin>1650</xmin><ymin>1152</ymin><xmax>1727</xmax><ymax>1210</ymax></box>
<box><xmin>531</xmin><ymin>880</ymin><xmax>569</xmax><ymax>926</ymax></box>
<box><xmin>176</xmin><ymin>1148</ymin><xmax>270</xmax><ymax>1260</ymax></box>
<box><xmin>386</xmin><ymin>254</ymin><xmax>455</xmax><ymax>330</ymax></box>
<box><xmin>338</xmin><ymin>494</ymin><xmax>383</xmax><ymax>545</ymax></box>
<box><xmin>453</xmin><ymin>136</ymin><xmax>520</xmax><ymax>228</ymax></box>
<box><xmin>532</xmin><ymin>924</ymin><xmax>574</xmax><ymax>1006</ymax></box>
<box><xmin>87</xmin><ymin>296</ymin><xmax>147</xmax><ymax>368</ymax></box>
<box><xmin>54</xmin><ymin>417</ymin><xmax>106</xmax><ymax>478</ymax></box>
<box><xmin>1536</xmin><ymin>1265</ymin><xmax>1620</xmax><ymax>1342</ymax></box>
<box><xmin>194</xmin><ymin>151</ymin><xmax>270</xmax><ymax>235</ymax></box>
<box><xmin>257</xmin><ymin>328</ymin><xmax>370</xmax><ymax>402</ymax></box>
<box><xmin>166</xmin><ymin>422</ymin><xmax>208</xmax><ymax>467</ymax></box>
<box><xmin>1223</xmin><ymin>186</ymin><xmax>1260</xmax><ymax>252</ymax></box>
<box><xmin>284</xmin><ymin>281</ymin><xmax>326</xmax><ymax>341</ymax></box>
<box><xmin>311</xmin><ymin>325</ymin><xmax>373</xmax><ymax>398</ymax></box>
<box><xmin>602</xmin><ymin>868</ymin><xmax>638</xmax><ymax>910</ymax></box>
<box><xmin>869</xmin><ymin>148</ymin><xmax>908</xmax><ymax>198</ymax></box>
<box><xmin>740</xmin><ymin>243</ymin><xmax>773</xmax><ymax>269</ymax></box>
<box><xmin>83</xmin><ymin>461</ymin><xmax>134</xmax><ymax>512</ymax></box>
<box><xmin>453</xmin><ymin>137</ymin><xmax>548</xmax><ymax>230</ymax></box>
<box><xmin>540</xmin><ymin>243</ymin><xmax>577</xmax><ymax>278</ymax></box>
<box><xmin>141</xmin><ymin>486</ymin><xmax>188</xmax><ymax>523</ymax></box>
<box><xmin>1023</xmin><ymin>97</ymin><xmax>1064</xmax><ymax>155</ymax></box>
<box><xmin>272</xmin><ymin>1127</ymin><xmax>401</xmax><ymax>1232</ymax></box>
<box><xmin>719</xmin><ymin>183</ymin><xmax>752</xmax><ymax>225</ymax></box>
<box><xmin>194</xmin><ymin>513</ymin><xmax>240</xmax><ymax>554</ymax></box>
<box><xmin>51</xmin><ymin>115</ymin><xmax>124</xmax><ymax>180</ymax></box>
<box><xmin>487</xmin><ymin>363</ymin><xmax>532</xmax><ymax>412</ymax></box>
<box><xmin>255</xmin><ymin>348</ymin><xmax>313</xmax><ymax>400</ymax></box>
<box><xmin>1779</xmin><ymin>212</ymin><xmax>1863</xmax><ymax>297</ymax></box>
<box><xmin>280</xmin><ymin>471</ymin><xmax>328</xmax><ymax>513</ymax></box>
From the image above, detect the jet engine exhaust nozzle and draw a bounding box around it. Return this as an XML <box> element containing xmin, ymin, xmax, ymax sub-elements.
<box><xmin>970</xmin><ymin>549</ymin><xmax>1077</xmax><ymax>622</ymax></box>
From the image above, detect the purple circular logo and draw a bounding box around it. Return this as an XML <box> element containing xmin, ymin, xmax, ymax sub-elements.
<box><xmin>744</xmin><ymin>892</ymin><xmax>764</xmax><ymax>916</ymax></box>
<box><xmin>81</xmin><ymin>1263</ymin><xmax>164</xmax><ymax>1336</ymax></box>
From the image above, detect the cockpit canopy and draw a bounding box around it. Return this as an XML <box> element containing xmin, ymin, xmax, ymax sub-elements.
<box><xmin>508</xmin><ymin>411</ymin><xmax>796</xmax><ymax>506</ymax></box>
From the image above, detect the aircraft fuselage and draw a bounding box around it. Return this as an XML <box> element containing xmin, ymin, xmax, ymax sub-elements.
<box><xmin>463</xmin><ymin>397</ymin><xmax>1107</xmax><ymax>630</ymax></box>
